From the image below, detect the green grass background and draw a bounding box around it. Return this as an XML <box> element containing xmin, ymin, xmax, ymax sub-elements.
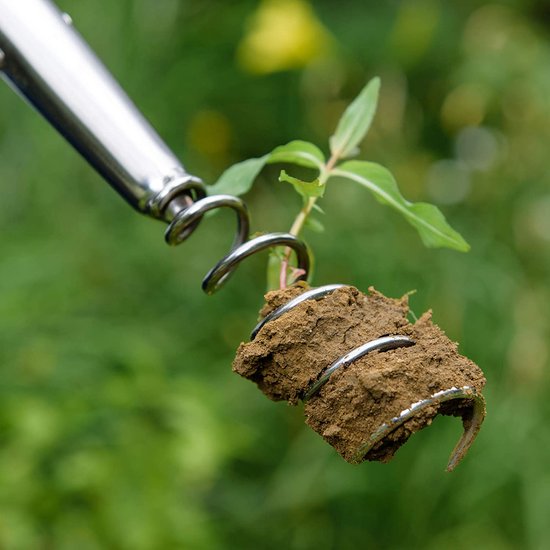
<box><xmin>1</xmin><ymin>0</ymin><xmax>549</xmax><ymax>548</ymax></box>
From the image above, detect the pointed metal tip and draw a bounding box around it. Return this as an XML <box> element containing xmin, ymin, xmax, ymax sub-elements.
<box><xmin>353</xmin><ymin>386</ymin><xmax>486</xmax><ymax>470</ymax></box>
<box><xmin>445</xmin><ymin>391</ymin><xmax>486</xmax><ymax>472</ymax></box>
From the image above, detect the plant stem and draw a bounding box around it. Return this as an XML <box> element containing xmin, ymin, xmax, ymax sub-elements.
<box><xmin>279</xmin><ymin>152</ymin><xmax>339</xmax><ymax>288</ymax></box>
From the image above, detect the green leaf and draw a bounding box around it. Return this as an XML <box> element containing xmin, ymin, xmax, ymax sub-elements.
<box><xmin>208</xmin><ymin>155</ymin><xmax>268</xmax><ymax>196</ymax></box>
<box><xmin>279</xmin><ymin>170</ymin><xmax>325</xmax><ymax>199</ymax></box>
<box><xmin>332</xmin><ymin>161</ymin><xmax>470</xmax><ymax>252</ymax></box>
<box><xmin>329</xmin><ymin>77</ymin><xmax>380</xmax><ymax>159</ymax></box>
<box><xmin>312</xmin><ymin>203</ymin><xmax>325</xmax><ymax>215</ymax></box>
<box><xmin>268</xmin><ymin>140</ymin><xmax>325</xmax><ymax>170</ymax></box>
<box><xmin>208</xmin><ymin>141</ymin><xmax>325</xmax><ymax>197</ymax></box>
<box><xmin>305</xmin><ymin>216</ymin><xmax>325</xmax><ymax>233</ymax></box>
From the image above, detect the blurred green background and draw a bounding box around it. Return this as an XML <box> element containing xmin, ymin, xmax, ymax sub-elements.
<box><xmin>1</xmin><ymin>0</ymin><xmax>549</xmax><ymax>548</ymax></box>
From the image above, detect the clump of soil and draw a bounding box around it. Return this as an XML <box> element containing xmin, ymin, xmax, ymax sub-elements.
<box><xmin>233</xmin><ymin>283</ymin><xmax>486</xmax><ymax>467</ymax></box>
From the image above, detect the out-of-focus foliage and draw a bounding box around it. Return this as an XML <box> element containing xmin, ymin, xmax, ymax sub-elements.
<box><xmin>1</xmin><ymin>0</ymin><xmax>549</xmax><ymax>548</ymax></box>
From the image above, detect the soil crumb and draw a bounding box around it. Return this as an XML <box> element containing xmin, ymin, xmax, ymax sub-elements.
<box><xmin>233</xmin><ymin>284</ymin><xmax>486</xmax><ymax>466</ymax></box>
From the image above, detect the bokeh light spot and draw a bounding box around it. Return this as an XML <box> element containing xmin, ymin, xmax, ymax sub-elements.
<box><xmin>455</xmin><ymin>126</ymin><xmax>499</xmax><ymax>172</ymax></box>
<box><xmin>389</xmin><ymin>0</ymin><xmax>440</xmax><ymax>66</ymax></box>
<box><xmin>187</xmin><ymin>109</ymin><xmax>232</xmax><ymax>157</ymax></box>
<box><xmin>441</xmin><ymin>84</ymin><xmax>488</xmax><ymax>132</ymax></box>
<box><xmin>426</xmin><ymin>160</ymin><xmax>471</xmax><ymax>205</ymax></box>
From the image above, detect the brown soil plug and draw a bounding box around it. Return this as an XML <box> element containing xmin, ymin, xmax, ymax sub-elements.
<box><xmin>233</xmin><ymin>283</ymin><xmax>486</xmax><ymax>471</ymax></box>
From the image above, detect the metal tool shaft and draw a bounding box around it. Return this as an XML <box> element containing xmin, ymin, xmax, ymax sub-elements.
<box><xmin>0</xmin><ymin>0</ymin><xmax>201</xmax><ymax>219</ymax></box>
<box><xmin>0</xmin><ymin>0</ymin><xmax>311</xmax><ymax>294</ymax></box>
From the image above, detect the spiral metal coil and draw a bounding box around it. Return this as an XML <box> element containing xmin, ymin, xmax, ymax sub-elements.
<box><xmin>163</xmin><ymin>190</ymin><xmax>310</xmax><ymax>295</ymax></box>
<box><xmin>249</xmin><ymin>284</ymin><xmax>486</xmax><ymax>470</ymax></box>
<box><xmin>163</xmin><ymin>189</ymin><xmax>484</xmax><ymax>470</ymax></box>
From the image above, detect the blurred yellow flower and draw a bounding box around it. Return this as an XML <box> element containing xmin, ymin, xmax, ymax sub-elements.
<box><xmin>237</xmin><ymin>0</ymin><xmax>333</xmax><ymax>74</ymax></box>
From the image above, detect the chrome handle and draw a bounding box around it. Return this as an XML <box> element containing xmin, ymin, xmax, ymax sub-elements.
<box><xmin>0</xmin><ymin>0</ymin><xmax>203</xmax><ymax>220</ymax></box>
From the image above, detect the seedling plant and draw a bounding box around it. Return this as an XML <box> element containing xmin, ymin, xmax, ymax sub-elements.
<box><xmin>208</xmin><ymin>77</ymin><xmax>469</xmax><ymax>289</ymax></box>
